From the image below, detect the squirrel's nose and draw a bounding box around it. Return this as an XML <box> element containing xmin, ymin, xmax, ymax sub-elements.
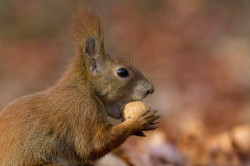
<box><xmin>146</xmin><ymin>84</ymin><xmax>155</xmax><ymax>95</ymax></box>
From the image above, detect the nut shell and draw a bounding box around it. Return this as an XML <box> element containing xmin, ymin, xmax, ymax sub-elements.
<box><xmin>122</xmin><ymin>101</ymin><xmax>149</xmax><ymax>121</ymax></box>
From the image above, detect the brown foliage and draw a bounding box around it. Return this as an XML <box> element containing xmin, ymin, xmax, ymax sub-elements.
<box><xmin>1</xmin><ymin>0</ymin><xmax>250</xmax><ymax>165</ymax></box>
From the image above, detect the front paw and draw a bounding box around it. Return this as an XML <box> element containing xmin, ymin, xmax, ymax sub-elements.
<box><xmin>129</xmin><ymin>109</ymin><xmax>160</xmax><ymax>136</ymax></box>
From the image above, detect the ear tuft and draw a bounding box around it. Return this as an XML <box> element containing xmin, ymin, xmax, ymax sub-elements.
<box><xmin>85</xmin><ymin>37</ymin><xmax>98</xmax><ymax>58</ymax></box>
<box><xmin>71</xmin><ymin>6</ymin><xmax>104</xmax><ymax>55</ymax></box>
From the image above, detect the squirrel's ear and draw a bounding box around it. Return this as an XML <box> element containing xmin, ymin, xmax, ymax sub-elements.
<box><xmin>85</xmin><ymin>37</ymin><xmax>98</xmax><ymax>58</ymax></box>
<box><xmin>84</xmin><ymin>36</ymin><xmax>105</xmax><ymax>73</ymax></box>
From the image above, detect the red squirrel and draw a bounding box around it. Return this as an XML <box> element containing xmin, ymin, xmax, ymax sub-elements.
<box><xmin>0</xmin><ymin>6</ymin><xmax>159</xmax><ymax>166</ymax></box>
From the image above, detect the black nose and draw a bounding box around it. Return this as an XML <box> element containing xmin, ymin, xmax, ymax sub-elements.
<box><xmin>146</xmin><ymin>85</ymin><xmax>155</xmax><ymax>95</ymax></box>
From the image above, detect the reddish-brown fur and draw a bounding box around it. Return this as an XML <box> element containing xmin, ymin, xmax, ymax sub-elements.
<box><xmin>0</xmin><ymin>6</ymin><xmax>159</xmax><ymax>166</ymax></box>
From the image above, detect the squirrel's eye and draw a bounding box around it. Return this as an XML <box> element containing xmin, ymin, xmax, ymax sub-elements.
<box><xmin>117</xmin><ymin>68</ymin><xmax>129</xmax><ymax>77</ymax></box>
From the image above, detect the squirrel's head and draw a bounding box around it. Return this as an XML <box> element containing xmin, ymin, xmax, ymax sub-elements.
<box><xmin>83</xmin><ymin>37</ymin><xmax>154</xmax><ymax>119</ymax></box>
<box><xmin>71</xmin><ymin>7</ymin><xmax>154</xmax><ymax>119</ymax></box>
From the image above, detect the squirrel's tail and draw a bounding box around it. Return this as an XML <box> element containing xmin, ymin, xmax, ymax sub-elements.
<box><xmin>71</xmin><ymin>6</ymin><xmax>104</xmax><ymax>54</ymax></box>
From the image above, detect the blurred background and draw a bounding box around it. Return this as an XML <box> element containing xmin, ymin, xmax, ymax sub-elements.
<box><xmin>1</xmin><ymin>0</ymin><xmax>250</xmax><ymax>165</ymax></box>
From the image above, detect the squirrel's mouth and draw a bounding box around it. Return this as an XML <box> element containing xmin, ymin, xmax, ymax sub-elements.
<box><xmin>120</xmin><ymin>100</ymin><xmax>140</xmax><ymax>109</ymax></box>
<box><xmin>106</xmin><ymin>100</ymin><xmax>141</xmax><ymax>119</ymax></box>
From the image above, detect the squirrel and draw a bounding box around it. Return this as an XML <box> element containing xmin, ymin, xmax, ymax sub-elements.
<box><xmin>0</xmin><ymin>6</ymin><xmax>159</xmax><ymax>166</ymax></box>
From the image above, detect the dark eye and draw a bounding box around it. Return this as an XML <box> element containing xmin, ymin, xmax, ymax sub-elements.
<box><xmin>117</xmin><ymin>68</ymin><xmax>129</xmax><ymax>77</ymax></box>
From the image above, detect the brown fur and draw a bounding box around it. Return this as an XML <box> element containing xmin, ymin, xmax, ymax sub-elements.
<box><xmin>0</xmin><ymin>6</ymin><xmax>158</xmax><ymax>166</ymax></box>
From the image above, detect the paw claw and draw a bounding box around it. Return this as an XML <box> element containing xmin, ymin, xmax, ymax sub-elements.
<box><xmin>143</xmin><ymin>125</ymin><xmax>159</xmax><ymax>131</ymax></box>
<box><xmin>150</xmin><ymin>121</ymin><xmax>160</xmax><ymax>125</ymax></box>
<box><xmin>134</xmin><ymin>131</ymin><xmax>146</xmax><ymax>137</ymax></box>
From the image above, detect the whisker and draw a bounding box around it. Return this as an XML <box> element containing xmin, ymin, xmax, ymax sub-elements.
<box><xmin>149</xmin><ymin>75</ymin><xmax>158</xmax><ymax>84</ymax></box>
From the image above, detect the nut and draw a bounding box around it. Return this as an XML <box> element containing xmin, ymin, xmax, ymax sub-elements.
<box><xmin>122</xmin><ymin>101</ymin><xmax>149</xmax><ymax>121</ymax></box>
